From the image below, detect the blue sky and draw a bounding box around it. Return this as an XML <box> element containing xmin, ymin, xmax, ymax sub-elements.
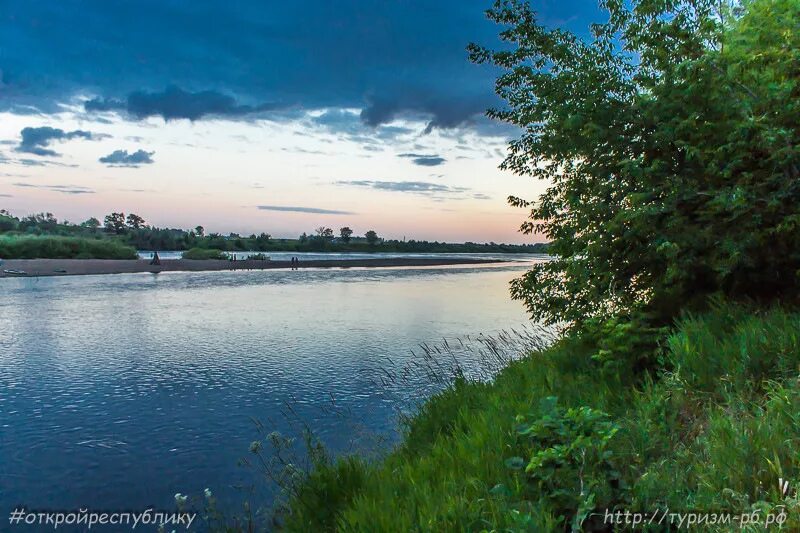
<box><xmin>0</xmin><ymin>0</ymin><xmax>599</xmax><ymax>242</ymax></box>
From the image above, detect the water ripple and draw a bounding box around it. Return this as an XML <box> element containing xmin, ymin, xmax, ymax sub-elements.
<box><xmin>0</xmin><ymin>264</ymin><xmax>536</xmax><ymax>517</ymax></box>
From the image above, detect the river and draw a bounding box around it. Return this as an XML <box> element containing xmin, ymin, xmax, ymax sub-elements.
<box><xmin>0</xmin><ymin>261</ymin><xmax>546</xmax><ymax>524</ymax></box>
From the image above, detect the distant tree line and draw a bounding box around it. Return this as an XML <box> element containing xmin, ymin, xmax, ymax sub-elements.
<box><xmin>0</xmin><ymin>209</ymin><xmax>549</xmax><ymax>254</ymax></box>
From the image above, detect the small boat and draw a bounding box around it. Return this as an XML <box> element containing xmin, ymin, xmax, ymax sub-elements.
<box><xmin>3</xmin><ymin>269</ymin><xmax>28</xmax><ymax>276</ymax></box>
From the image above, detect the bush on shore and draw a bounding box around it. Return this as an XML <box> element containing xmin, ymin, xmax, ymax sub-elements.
<box><xmin>0</xmin><ymin>235</ymin><xmax>137</xmax><ymax>259</ymax></box>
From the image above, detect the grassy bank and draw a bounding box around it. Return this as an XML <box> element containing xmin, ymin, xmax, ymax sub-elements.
<box><xmin>0</xmin><ymin>235</ymin><xmax>138</xmax><ymax>260</ymax></box>
<box><xmin>276</xmin><ymin>303</ymin><xmax>800</xmax><ymax>531</ymax></box>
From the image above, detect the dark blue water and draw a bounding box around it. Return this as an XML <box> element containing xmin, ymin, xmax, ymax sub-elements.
<box><xmin>0</xmin><ymin>264</ymin><xmax>538</xmax><ymax>527</ymax></box>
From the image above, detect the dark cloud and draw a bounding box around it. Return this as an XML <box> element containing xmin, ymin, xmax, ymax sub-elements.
<box><xmin>16</xmin><ymin>126</ymin><xmax>100</xmax><ymax>156</ymax></box>
<box><xmin>0</xmin><ymin>193</ymin><xmax>12</xmax><ymax>197</ymax></box>
<box><xmin>99</xmin><ymin>149</ymin><xmax>155</xmax><ymax>167</ymax></box>
<box><xmin>312</xmin><ymin>109</ymin><xmax>360</xmax><ymax>130</ymax></box>
<box><xmin>86</xmin><ymin>86</ymin><xmax>282</xmax><ymax>121</ymax></box>
<box><xmin>337</xmin><ymin>179</ymin><xmax>491</xmax><ymax>201</ymax></box>
<box><xmin>361</xmin><ymin>93</ymin><xmax>488</xmax><ymax>133</ymax></box>
<box><xmin>398</xmin><ymin>153</ymin><xmax>446</xmax><ymax>166</ymax></box>
<box><xmin>309</xmin><ymin>109</ymin><xmax>414</xmax><ymax>143</ymax></box>
<box><xmin>0</xmin><ymin>1</ymin><xmax>601</xmax><ymax>132</ymax></box>
<box><xmin>13</xmin><ymin>182</ymin><xmax>95</xmax><ymax>194</ymax></box>
<box><xmin>257</xmin><ymin>205</ymin><xmax>355</xmax><ymax>215</ymax></box>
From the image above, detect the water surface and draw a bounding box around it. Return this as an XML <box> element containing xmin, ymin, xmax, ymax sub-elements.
<box><xmin>0</xmin><ymin>263</ymin><xmax>538</xmax><ymax>523</ymax></box>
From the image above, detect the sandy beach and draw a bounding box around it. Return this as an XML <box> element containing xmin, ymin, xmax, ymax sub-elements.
<box><xmin>0</xmin><ymin>257</ymin><xmax>509</xmax><ymax>278</ymax></box>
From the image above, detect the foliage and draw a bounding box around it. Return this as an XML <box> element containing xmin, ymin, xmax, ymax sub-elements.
<box><xmin>103</xmin><ymin>212</ymin><xmax>127</xmax><ymax>234</ymax></box>
<box><xmin>469</xmin><ymin>0</ymin><xmax>800</xmax><ymax>328</ymax></box>
<box><xmin>182</xmin><ymin>247</ymin><xmax>228</xmax><ymax>260</ymax></box>
<box><xmin>510</xmin><ymin>397</ymin><xmax>623</xmax><ymax>530</ymax></box>
<box><xmin>364</xmin><ymin>230</ymin><xmax>379</xmax><ymax>245</ymax></box>
<box><xmin>581</xmin><ymin>310</ymin><xmax>670</xmax><ymax>376</ymax></box>
<box><xmin>339</xmin><ymin>227</ymin><xmax>353</xmax><ymax>243</ymax></box>
<box><xmin>315</xmin><ymin>227</ymin><xmax>334</xmax><ymax>240</ymax></box>
<box><xmin>0</xmin><ymin>211</ymin><xmax>16</xmax><ymax>232</ymax></box>
<box><xmin>125</xmin><ymin>213</ymin><xmax>146</xmax><ymax>229</ymax></box>
<box><xmin>0</xmin><ymin>235</ymin><xmax>137</xmax><ymax>259</ymax></box>
<box><xmin>81</xmin><ymin>217</ymin><xmax>101</xmax><ymax>231</ymax></box>
<box><xmin>278</xmin><ymin>445</ymin><xmax>368</xmax><ymax>532</ymax></box>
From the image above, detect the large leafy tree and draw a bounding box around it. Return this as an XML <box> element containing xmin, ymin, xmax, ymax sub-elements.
<box><xmin>365</xmin><ymin>230</ymin><xmax>379</xmax><ymax>245</ymax></box>
<box><xmin>126</xmin><ymin>213</ymin><xmax>146</xmax><ymax>230</ymax></box>
<box><xmin>470</xmin><ymin>0</ymin><xmax>800</xmax><ymax>327</ymax></box>
<box><xmin>103</xmin><ymin>212</ymin><xmax>127</xmax><ymax>234</ymax></box>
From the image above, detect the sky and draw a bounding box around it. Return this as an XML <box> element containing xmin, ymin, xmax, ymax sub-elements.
<box><xmin>0</xmin><ymin>1</ymin><xmax>599</xmax><ymax>243</ymax></box>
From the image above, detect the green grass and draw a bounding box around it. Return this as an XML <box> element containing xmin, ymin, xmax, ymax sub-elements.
<box><xmin>276</xmin><ymin>303</ymin><xmax>800</xmax><ymax>531</ymax></box>
<box><xmin>0</xmin><ymin>235</ymin><xmax>138</xmax><ymax>259</ymax></box>
<box><xmin>182</xmin><ymin>247</ymin><xmax>228</xmax><ymax>260</ymax></box>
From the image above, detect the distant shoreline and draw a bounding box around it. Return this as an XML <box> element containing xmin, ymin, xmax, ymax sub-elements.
<box><xmin>0</xmin><ymin>257</ymin><xmax>522</xmax><ymax>278</ymax></box>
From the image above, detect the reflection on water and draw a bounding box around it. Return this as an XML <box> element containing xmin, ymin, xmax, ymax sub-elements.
<box><xmin>0</xmin><ymin>264</ymin><xmax>538</xmax><ymax>518</ymax></box>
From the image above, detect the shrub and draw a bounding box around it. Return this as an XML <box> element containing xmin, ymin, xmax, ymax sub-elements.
<box><xmin>0</xmin><ymin>235</ymin><xmax>137</xmax><ymax>259</ymax></box>
<box><xmin>507</xmin><ymin>397</ymin><xmax>624</xmax><ymax>530</ymax></box>
<box><xmin>582</xmin><ymin>311</ymin><xmax>669</xmax><ymax>377</ymax></box>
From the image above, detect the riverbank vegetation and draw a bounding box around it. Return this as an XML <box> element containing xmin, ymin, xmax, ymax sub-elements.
<box><xmin>276</xmin><ymin>303</ymin><xmax>800</xmax><ymax>530</ymax></box>
<box><xmin>0</xmin><ymin>235</ymin><xmax>137</xmax><ymax>260</ymax></box>
<box><xmin>259</xmin><ymin>0</ymin><xmax>800</xmax><ymax>530</ymax></box>
<box><xmin>0</xmin><ymin>209</ymin><xmax>546</xmax><ymax>258</ymax></box>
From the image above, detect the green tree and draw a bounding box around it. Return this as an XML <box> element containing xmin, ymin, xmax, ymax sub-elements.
<box><xmin>470</xmin><ymin>0</ymin><xmax>800</xmax><ymax>328</ymax></box>
<box><xmin>126</xmin><ymin>213</ymin><xmax>146</xmax><ymax>230</ymax></box>
<box><xmin>81</xmin><ymin>217</ymin><xmax>101</xmax><ymax>232</ymax></box>
<box><xmin>315</xmin><ymin>227</ymin><xmax>334</xmax><ymax>240</ymax></box>
<box><xmin>254</xmin><ymin>232</ymin><xmax>271</xmax><ymax>250</ymax></box>
<box><xmin>104</xmin><ymin>212</ymin><xmax>127</xmax><ymax>234</ymax></box>
<box><xmin>340</xmin><ymin>227</ymin><xmax>353</xmax><ymax>243</ymax></box>
<box><xmin>365</xmin><ymin>230</ymin><xmax>379</xmax><ymax>245</ymax></box>
<box><xmin>194</xmin><ymin>225</ymin><xmax>205</xmax><ymax>238</ymax></box>
<box><xmin>0</xmin><ymin>211</ymin><xmax>17</xmax><ymax>233</ymax></box>
<box><xmin>20</xmin><ymin>212</ymin><xmax>58</xmax><ymax>233</ymax></box>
